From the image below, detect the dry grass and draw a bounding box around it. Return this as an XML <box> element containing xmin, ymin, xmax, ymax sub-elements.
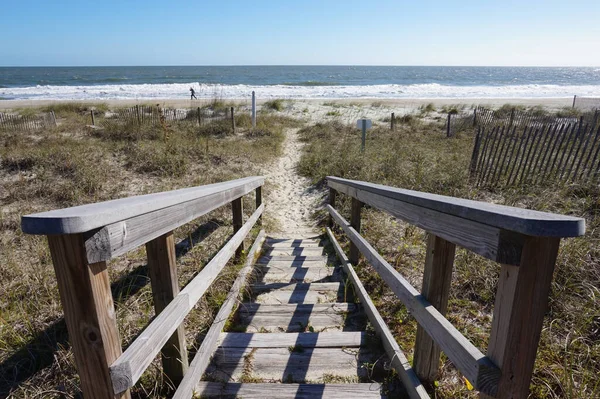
<box><xmin>298</xmin><ymin>118</ymin><xmax>600</xmax><ymax>398</ymax></box>
<box><xmin>0</xmin><ymin>104</ymin><xmax>297</xmax><ymax>397</ymax></box>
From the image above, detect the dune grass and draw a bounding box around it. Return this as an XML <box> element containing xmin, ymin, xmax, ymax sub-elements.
<box><xmin>0</xmin><ymin>104</ymin><xmax>297</xmax><ymax>397</ymax></box>
<box><xmin>297</xmin><ymin>118</ymin><xmax>600</xmax><ymax>398</ymax></box>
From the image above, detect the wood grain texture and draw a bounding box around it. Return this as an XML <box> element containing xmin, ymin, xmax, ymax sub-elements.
<box><xmin>109</xmin><ymin>204</ymin><xmax>263</xmax><ymax>394</ymax></box>
<box><xmin>481</xmin><ymin>237</ymin><xmax>560</xmax><ymax>399</ymax></box>
<box><xmin>327</xmin><ymin>205</ymin><xmax>500</xmax><ymax>396</ymax></box>
<box><xmin>23</xmin><ymin>176</ymin><xmax>264</xmax><ymax>235</ymax></box>
<box><xmin>218</xmin><ymin>331</ymin><xmax>366</xmax><ymax>348</ymax></box>
<box><xmin>146</xmin><ymin>232</ymin><xmax>188</xmax><ymax>387</ymax></box>
<box><xmin>329</xmin><ymin>187</ymin><xmax>337</xmax><ymax>227</ymax></box>
<box><xmin>349</xmin><ymin>197</ymin><xmax>363</xmax><ymax>265</ymax></box>
<box><xmin>232</xmin><ymin>197</ymin><xmax>244</xmax><ymax>258</ymax></box>
<box><xmin>326</xmin><ymin>227</ymin><xmax>430</xmax><ymax>399</ymax></box>
<box><xmin>205</xmin><ymin>347</ymin><xmax>385</xmax><ymax>383</ymax></box>
<box><xmin>83</xmin><ymin>182</ymin><xmax>260</xmax><ymax>263</ymax></box>
<box><xmin>194</xmin><ymin>382</ymin><xmax>385</xmax><ymax>398</ymax></box>
<box><xmin>329</xmin><ymin>180</ymin><xmax>526</xmax><ymax>266</ymax></box>
<box><xmin>327</xmin><ymin>176</ymin><xmax>584</xmax><ymax>237</ymax></box>
<box><xmin>172</xmin><ymin>230</ymin><xmax>265</xmax><ymax>399</ymax></box>
<box><xmin>414</xmin><ymin>234</ymin><xmax>456</xmax><ymax>382</ymax></box>
<box><xmin>47</xmin><ymin>234</ymin><xmax>130</xmax><ymax>399</ymax></box>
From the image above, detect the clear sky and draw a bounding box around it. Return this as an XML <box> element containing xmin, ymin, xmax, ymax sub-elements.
<box><xmin>1</xmin><ymin>0</ymin><xmax>599</xmax><ymax>67</ymax></box>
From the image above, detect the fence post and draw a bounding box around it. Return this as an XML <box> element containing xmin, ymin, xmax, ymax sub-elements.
<box><xmin>46</xmin><ymin>234</ymin><xmax>130</xmax><ymax>399</ymax></box>
<box><xmin>328</xmin><ymin>187</ymin><xmax>337</xmax><ymax>227</ymax></box>
<box><xmin>391</xmin><ymin>112</ymin><xmax>395</xmax><ymax>131</ymax></box>
<box><xmin>446</xmin><ymin>113</ymin><xmax>452</xmax><ymax>137</ymax></box>
<box><xmin>473</xmin><ymin>108</ymin><xmax>478</xmax><ymax>127</ymax></box>
<box><xmin>349</xmin><ymin>198</ymin><xmax>363</xmax><ymax>264</ymax></box>
<box><xmin>136</xmin><ymin>105</ymin><xmax>141</xmax><ymax>126</ymax></box>
<box><xmin>231</xmin><ymin>106</ymin><xmax>236</xmax><ymax>133</ymax></box>
<box><xmin>197</xmin><ymin>107</ymin><xmax>201</xmax><ymax>127</ymax></box>
<box><xmin>251</xmin><ymin>91</ymin><xmax>256</xmax><ymax>128</ymax></box>
<box><xmin>573</xmin><ymin>95</ymin><xmax>577</xmax><ymax>108</ymax></box>
<box><xmin>232</xmin><ymin>197</ymin><xmax>244</xmax><ymax>258</ymax></box>
<box><xmin>469</xmin><ymin>128</ymin><xmax>483</xmax><ymax>180</ymax></box>
<box><xmin>361</xmin><ymin>119</ymin><xmax>367</xmax><ymax>152</ymax></box>
<box><xmin>255</xmin><ymin>186</ymin><xmax>262</xmax><ymax>224</ymax></box>
<box><xmin>509</xmin><ymin>108</ymin><xmax>515</xmax><ymax>129</ymax></box>
<box><xmin>481</xmin><ymin>236</ymin><xmax>560</xmax><ymax>399</ymax></box>
<box><xmin>91</xmin><ymin>110</ymin><xmax>95</xmax><ymax>126</ymax></box>
<box><xmin>146</xmin><ymin>232</ymin><xmax>188</xmax><ymax>388</ymax></box>
<box><xmin>413</xmin><ymin>234</ymin><xmax>456</xmax><ymax>382</ymax></box>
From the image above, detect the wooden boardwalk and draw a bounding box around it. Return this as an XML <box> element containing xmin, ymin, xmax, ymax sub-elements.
<box><xmin>21</xmin><ymin>176</ymin><xmax>585</xmax><ymax>399</ymax></box>
<box><xmin>197</xmin><ymin>236</ymin><xmax>392</xmax><ymax>398</ymax></box>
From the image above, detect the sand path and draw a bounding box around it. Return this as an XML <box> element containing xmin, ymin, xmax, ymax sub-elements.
<box><xmin>263</xmin><ymin>128</ymin><xmax>321</xmax><ymax>238</ymax></box>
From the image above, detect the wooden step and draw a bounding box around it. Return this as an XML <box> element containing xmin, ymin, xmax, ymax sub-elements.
<box><xmin>265</xmin><ymin>247</ymin><xmax>326</xmax><ymax>257</ymax></box>
<box><xmin>195</xmin><ymin>382</ymin><xmax>386</xmax><ymax>398</ymax></box>
<box><xmin>257</xmin><ymin>256</ymin><xmax>329</xmax><ymax>267</ymax></box>
<box><xmin>252</xmin><ymin>282</ymin><xmax>343</xmax><ymax>292</ymax></box>
<box><xmin>204</xmin><ymin>347</ymin><xmax>387</xmax><ymax>383</ymax></box>
<box><xmin>258</xmin><ymin>266</ymin><xmax>338</xmax><ymax>283</ymax></box>
<box><xmin>237</xmin><ymin>303</ymin><xmax>363</xmax><ymax>332</ymax></box>
<box><xmin>219</xmin><ymin>332</ymin><xmax>367</xmax><ymax>348</ymax></box>
<box><xmin>265</xmin><ymin>238</ymin><xmax>322</xmax><ymax>248</ymax></box>
<box><xmin>254</xmin><ymin>286</ymin><xmax>342</xmax><ymax>304</ymax></box>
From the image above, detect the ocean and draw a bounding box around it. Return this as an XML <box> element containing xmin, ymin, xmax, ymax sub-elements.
<box><xmin>1</xmin><ymin>66</ymin><xmax>599</xmax><ymax>101</ymax></box>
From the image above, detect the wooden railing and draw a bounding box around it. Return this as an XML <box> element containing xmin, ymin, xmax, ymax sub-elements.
<box><xmin>326</xmin><ymin>176</ymin><xmax>585</xmax><ymax>399</ymax></box>
<box><xmin>21</xmin><ymin>176</ymin><xmax>265</xmax><ymax>399</ymax></box>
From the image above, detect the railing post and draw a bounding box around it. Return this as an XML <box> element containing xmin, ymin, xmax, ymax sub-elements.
<box><xmin>255</xmin><ymin>186</ymin><xmax>262</xmax><ymax>225</ymax></box>
<box><xmin>231</xmin><ymin>106</ymin><xmax>236</xmax><ymax>133</ymax></box>
<box><xmin>328</xmin><ymin>187</ymin><xmax>337</xmax><ymax>227</ymax></box>
<box><xmin>446</xmin><ymin>113</ymin><xmax>452</xmax><ymax>137</ymax></box>
<box><xmin>232</xmin><ymin>197</ymin><xmax>244</xmax><ymax>257</ymax></box>
<box><xmin>146</xmin><ymin>232</ymin><xmax>188</xmax><ymax>388</ymax></box>
<box><xmin>481</xmin><ymin>236</ymin><xmax>560</xmax><ymax>399</ymax></box>
<box><xmin>413</xmin><ymin>234</ymin><xmax>456</xmax><ymax>382</ymax></box>
<box><xmin>391</xmin><ymin>112</ymin><xmax>395</xmax><ymax>131</ymax></box>
<box><xmin>46</xmin><ymin>234</ymin><xmax>130</xmax><ymax>399</ymax></box>
<box><xmin>251</xmin><ymin>91</ymin><xmax>256</xmax><ymax>128</ymax></box>
<box><xmin>349</xmin><ymin>197</ymin><xmax>363</xmax><ymax>264</ymax></box>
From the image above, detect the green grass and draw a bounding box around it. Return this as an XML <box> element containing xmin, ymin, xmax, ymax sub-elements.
<box><xmin>297</xmin><ymin>118</ymin><xmax>600</xmax><ymax>399</ymax></box>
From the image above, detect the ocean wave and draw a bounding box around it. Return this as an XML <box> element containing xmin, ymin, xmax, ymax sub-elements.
<box><xmin>2</xmin><ymin>82</ymin><xmax>600</xmax><ymax>100</ymax></box>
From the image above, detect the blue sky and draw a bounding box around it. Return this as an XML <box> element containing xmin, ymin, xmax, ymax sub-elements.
<box><xmin>1</xmin><ymin>0</ymin><xmax>599</xmax><ymax>66</ymax></box>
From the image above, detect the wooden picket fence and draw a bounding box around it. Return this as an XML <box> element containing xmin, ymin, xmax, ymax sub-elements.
<box><xmin>0</xmin><ymin>111</ymin><xmax>56</xmax><ymax>132</ymax></box>
<box><xmin>469</xmin><ymin>121</ymin><xmax>600</xmax><ymax>187</ymax></box>
<box><xmin>100</xmin><ymin>105</ymin><xmax>230</xmax><ymax>129</ymax></box>
<box><xmin>447</xmin><ymin>106</ymin><xmax>599</xmax><ymax>138</ymax></box>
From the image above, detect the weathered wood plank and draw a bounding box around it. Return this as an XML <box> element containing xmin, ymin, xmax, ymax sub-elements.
<box><xmin>251</xmin><ymin>282</ymin><xmax>342</xmax><ymax>292</ymax></box>
<box><xmin>23</xmin><ymin>176</ymin><xmax>264</xmax><ymax>235</ymax></box>
<box><xmin>327</xmin><ymin>206</ymin><xmax>500</xmax><ymax>396</ymax></box>
<box><xmin>146</xmin><ymin>232</ymin><xmax>188</xmax><ymax>387</ymax></box>
<box><xmin>219</xmin><ymin>331</ymin><xmax>366</xmax><ymax>348</ymax></box>
<box><xmin>256</xmin><ymin>256</ymin><xmax>328</xmax><ymax>267</ymax></box>
<box><xmin>258</xmin><ymin>266</ymin><xmax>337</xmax><ymax>283</ymax></box>
<box><xmin>349</xmin><ymin>197</ymin><xmax>363</xmax><ymax>264</ymax></box>
<box><xmin>254</xmin><ymin>288</ymin><xmax>341</xmax><ymax>304</ymax></box>
<box><xmin>264</xmin><ymin>247</ymin><xmax>325</xmax><ymax>256</ymax></box>
<box><xmin>327</xmin><ymin>227</ymin><xmax>430</xmax><ymax>399</ymax></box>
<box><xmin>194</xmin><ymin>382</ymin><xmax>385</xmax><ymax>398</ymax></box>
<box><xmin>172</xmin><ymin>230</ymin><xmax>265</xmax><ymax>399</ymax></box>
<box><xmin>83</xmin><ymin>181</ymin><xmax>261</xmax><ymax>263</ymax></box>
<box><xmin>265</xmin><ymin>238</ymin><xmax>321</xmax><ymax>247</ymax></box>
<box><xmin>327</xmin><ymin>176</ymin><xmax>584</xmax><ymax>237</ymax></box>
<box><xmin>47</xmin><ymin>234</ymin><xmax>130</xmax><ymax>399</ymax></box>
<box><xmin>232</xmin><ymin>197</ymin><xmax>244</xmax><ymax>258</ymax></box>
<box><xmin>109</xmin><ymin>204</ymin><xmax>263</xmax><ymax>394</ymax></box>
<box><xmin>414</xmin><ymin>234</ymin><xmax>456</xmax><ymax>383</ymax></box>
<box><xmin>239</xmin><ymin>303</ymin><xmax>360</xmax><ymax>332</ymax></box>
<box><xmin>481</xmin><ymin>237</ymin><xmax>560</xmax><ymax>399</ymax></box>
<box><xmin>328</xmin><ymin>183</ymin><xmax>526</xmax><ymax>266</ymax></box>
<box><xmin>205</xmin><ymin>347</ymin><xmax>385</xmax><ymax>383</ymax></box>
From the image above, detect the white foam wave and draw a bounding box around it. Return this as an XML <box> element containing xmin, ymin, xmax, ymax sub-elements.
<box><xmin>2</xmin><ymin>82</ymin><xmax>600</xmax><ymax>100</ymax></box>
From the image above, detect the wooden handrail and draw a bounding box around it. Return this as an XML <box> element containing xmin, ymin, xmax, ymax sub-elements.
<box><xmin>327</xmin><ymin>176</ymin><xmax>585</xmax><ymax>399</ymax></box>
<box><xmin>21</xmin><ymin>176</ymin><xmax>263</xmax><ymax>235</ymax></box>
<box><xmin>21</xmin><ymin>177</ymin><xmax>265</xmax><ymax>399</ymax></box>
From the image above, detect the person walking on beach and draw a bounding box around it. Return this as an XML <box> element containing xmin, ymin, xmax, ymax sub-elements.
<box><xmin>190</xmin><ymin>87</ymin><xmax>197</xmax><ymax>100</ymax></box>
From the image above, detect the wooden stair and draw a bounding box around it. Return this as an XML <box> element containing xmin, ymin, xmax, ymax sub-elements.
<box><xmin>197</xmin><ymin>236</ymin><xmax>394</xmax><ymax>398</ymax></box>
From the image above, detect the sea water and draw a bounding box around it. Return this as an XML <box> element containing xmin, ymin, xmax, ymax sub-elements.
<box><xmin>1</xmin><ymin>65</ymin><xmax>599</xmax><ymax>100</ymax></box>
